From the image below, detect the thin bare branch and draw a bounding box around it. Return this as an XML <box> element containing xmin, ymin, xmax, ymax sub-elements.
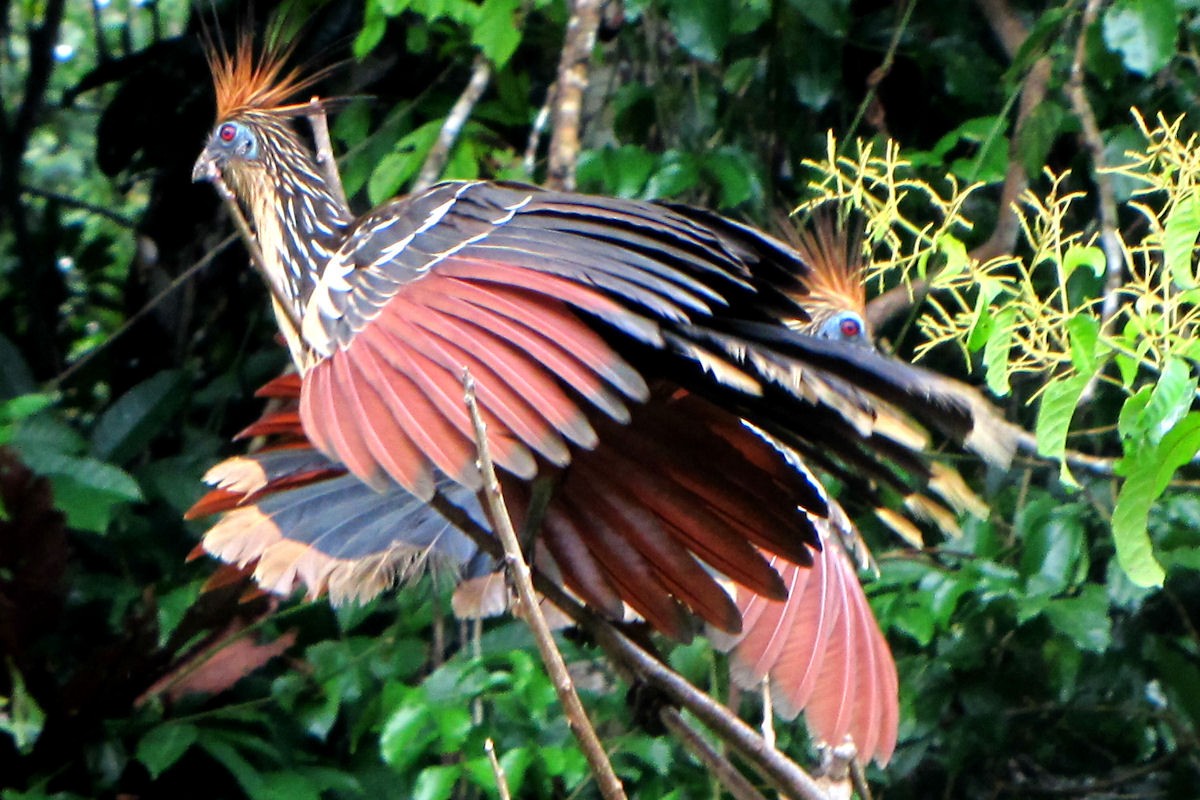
<box><xmin>660</xmin><ymin>708</ymin><xmax>770</xmax><ymax>800</ymax></box>
<box><xmin>462</xmin><ymin>370</ymin><xmax>628</xmax><ymax>800</ymax></box>
<box><xmin>306</xmin><ymin>98</ymin><xmax>349</xmax><ymax>213</ymax></box>
<box><xmin>49</xmin><ymin>233</ymin><xmax>238</xmax><ymax>388</ymax></box>
<box><xmin>524</xmin><ymin>88</ymin><xmax>555</xmax><ymax>177</ymax></box>
<box><xmin>415</xmin><ymin>54</ymin><xmax>493</xmax><ymax>192</ymax></box>
<box><xmin>485</xmin><ymin>738</ymin><xmax>514</xmax><ymax>800</ymax></box>
<box><xmin>546</xmin><ymin>0</ymin><xmax>603</xmax><ymax>190</ymax></box>
<box><xmin>589</xmin><ymin>624</ymin><xmax>831</xmax><ymax>800</ymax></box>
<box><xmin>972</xmin><ymin>0</ymin><xmax>1053</xmax><ymax>263</ymax></box>
<box><xmin>22</xmin><ymin>185</ymin><xmax>136</xmax><ymax>228</ymax></box>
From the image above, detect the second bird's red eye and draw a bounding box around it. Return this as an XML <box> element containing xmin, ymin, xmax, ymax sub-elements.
<box><xmin>840</xmin><ymin>318</ymin><xmax>861</xmax><ymax>338</ymax></box>
<box><xmin>219</xmin><ymin>124</ymin><xmax>237</xmax><ymax>142</ymax></box>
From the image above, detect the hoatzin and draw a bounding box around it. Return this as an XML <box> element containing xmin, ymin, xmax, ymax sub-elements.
<box><xmin>187</xmin><ymin>31</ymin><xmax>1014</xmax><ymax>766</ymax></box>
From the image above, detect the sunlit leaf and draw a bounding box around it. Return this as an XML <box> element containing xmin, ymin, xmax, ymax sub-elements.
<box><xmin>1102</xmin><ymin>0</ymin><xmax>1178</xmax><ymax>76</ymax></box>
<box><xmin>983</xmin><ymin>305</ymin><xmax>1016</xmax><ymax>395</ymax></box>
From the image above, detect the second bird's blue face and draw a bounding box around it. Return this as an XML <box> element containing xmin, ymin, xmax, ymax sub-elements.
<box><xmin>818</xmin><ymin>310</ymin><xmax>870</xmax><ymax>346</ymax></box>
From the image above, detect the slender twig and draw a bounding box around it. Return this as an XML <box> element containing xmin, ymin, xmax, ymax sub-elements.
<box><xmin>973</xmin><ymin>0</ymin><xmax>1053</xmax><ymax>263</ymax></box>
<box><xmin>843</xmin><ymin>0</ymin><xmax>915</xmax><ymax>143</ymax></box>
<box><xmin>546</xmin><ymin>0</ymin><xmax>603</xmax><ymax>190</ymax></box>
<box><xmin>659</xmin><ymin>708</ymin><xmax>769</xmax><ymax>800</ymax></box>
<box><xmin>462</xmin><ymin>370</ymin><xmax>628</xmax><ymax>800</ymax></box>
<box><xmin>22</xmin><ymin>185</ymin><xmax>136</xmax><ymax>228</ymax></box>
<box><xmin>414</xmin><ymin>54</ymin><xmax>493</xmax><ymax>192</ymax></box>
<box><xmin>306</xmin><ymin>98</ymin><xmax>349</xmax><ymax>213</ymax></box>
<box><xmin>590</xmin><ymin>624</ymin><xmax>830</xmax><ymax>800</ymax></box>
<box><xmin>485</xmin><ymin>738</ymin><xmax>514</xmax><ymax>800</ymax></box>
<box><xmin>524</xmin><ymin>89</ymin><xmax>554</xmax><ymax>176</ymax></box>
<box><xmin>849</xmin><ymin>756</ymin><xmax>873</xmax><ymax>800</ymax></box>
<box><xmin>49</xmin><ymin>233</ymin><xmax>238</xmax><ymax>388</ymax></box>
<box><xmin>760</xmin><ymin>677</ymin><xmax>776</xmax><ymax>750</ymax></box>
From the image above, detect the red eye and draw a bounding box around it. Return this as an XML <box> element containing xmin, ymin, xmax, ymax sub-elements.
<box><xmin>218</xmin><ymin>123</ymin><xmax>237</xmax><ymax>142</ymax></box>
<box><xmin>840</xmin><ymin>317</ymin><xmax>861</xmax><ymax>338</ymax></box>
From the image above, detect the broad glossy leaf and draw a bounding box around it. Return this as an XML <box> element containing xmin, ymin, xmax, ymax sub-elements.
<box><xmin>1035</xmin><ymin>374</ymin><xmax>1089</xmax><ymax>482</ymax></box>
<box><xmin>91</xmin><ymin>370</ymin><xmax>187</xmax><ymax>464</ymax></box>
<box><xmin>136</xmin><ymin>723</ymin><xmax>198</xmax><ymax>780</ymax></box>
<box><xmin>983</xmin><ymin>305</ymin><xmax>1016</xmax><ymax>395</ymax></box>
<box><xmin>473</xmin><ymin>0</ymin><xmax>521</xmax><ymax>67</ymax></box>
<box><xmin>1043</xmin><ymin>585</ymin><xmax>1112</xmax><ymax>653</ymax></box>
<box><xmin>1163</xmin><ymin>192</ymin><xmax>1200</xmax><ymax>289</ymax></box>
<box><xmin>1102</xmin><ymin>0</ymin><xmax>1178</xmax><ymax>76</ymax></box>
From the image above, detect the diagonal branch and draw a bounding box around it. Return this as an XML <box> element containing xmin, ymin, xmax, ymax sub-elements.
<box><xmin>462</xmin><ymin>369</ymin><xmax>628</xmax><ymax>800</ymax></box>
<box><xmin>415</xmin><ymin>54</ymin><xmax>493</xmax><ymax>192</ymax></box>
<box><xmin>546</xmin><ymin>0</ymin><xmax>602</xmax><ymax>190</ymax></box>
<box><xmin>428</xmin><ymin>484</ymin><xmax>831</xmax><ymax>800</ymax></box>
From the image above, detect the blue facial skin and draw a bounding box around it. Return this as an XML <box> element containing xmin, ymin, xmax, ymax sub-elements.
<box><xmin>818</xmin><ymin>310</ymin><xmax>870</xmax><ymax>346</ymax></box>
<box><xmin>212</xmin><ymin>121</ymin><xmax>259</xmax><ymax>161</ymax></box>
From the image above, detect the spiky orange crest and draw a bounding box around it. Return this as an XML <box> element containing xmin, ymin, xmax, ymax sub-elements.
<box><xmin>202</xmin><ymin>20</ymin><xmax>327</xmax><ymax>121</ymax></box>
<box><xmin>788</xmin><ymin>212</ymin><xmax>868</xmax><ymax>320</ymax></box>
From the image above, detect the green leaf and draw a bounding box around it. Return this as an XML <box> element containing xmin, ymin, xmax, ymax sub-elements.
<box><xmin>1018</xmin><ymin>501</ymin><xmax>1086</xmax><ymax>597</ymax></box>
<box><xmin>136</xmin><ymin>723</ymin><xmax>198</xmax><ymax>779</ymax></box>
<box><xmin>1035</xmin><ymin>374</ymin><xmax>1089</xmax><ymax>478</ymax></box>
<box><xmin>473</xmin><ymin>0</ymin><xmax>522</xmax><ymax>67</ymax></box>
<box><xmin>368</xmin><ymin>121</ymin><xmax>442</xmax><ymax>204</ymax></box>
<box><xmin>0</xmin><ymin>662</ymin><xmax>45</xmax><ymax>755</ymax></box>
<box><xmin>1117</xmin><ymin>386</ymin><xmax>1152</xmax><ymax>444</ymax></box>
<box><xmin>1043</xmin><ymin>585</ymin><xmax>1112</xmax><ymax>653</ymax></box>
<box><xmin>579</xmin><ymin>145</ymin><xmax>657</xmax><ymax>198</ymax></box>
<box><xmin>1062</xmin><ymin>245</ymin><xmax>1106</xmax><ymax>281</ymax></box>
<box><xmin>703</xmin><ymin>148</ymin><xmax>757</xmax><ymax>209</ymax></box>
<box><xmin>91</xmin><ymin>370</ymin><xmax>187</xmax><ymax>464</ymax></box>
<box><xmin>197</xmin><ymin>738</ymin><xmax>268</xmax><ymax>798</ymax></box>
<box><xmin>0</xmin><ymin>333</ymin><xmax>36</xmax><ymax>399</ymax></box>
<box><xmin>355</xmin><ymin>2</ymin><xmax>389</xmax><ymax>58</ymax></box>
<box><xmin>666</xmin><ymin>0</ymin><xmax>732</xmax><ymax>62</ymax></box>
<box><xmin>1163</xmin><ymin>192</ymin><xmax>1200</xmax><ymax>289</ymax></box>
<box><xmin>1065</xmin><ymin>313</ymin><xmax>1102</xmax><ymax>375</ymax></box>
<box><xmin>1111</xmin><ymin>413</ymin><xmax>1200</xmax><ymax>586</ymax></box>
<box><xmin>644</xmin><ymin>151</ymin><xmax>700</xmax><ymax>199</ymax></box>
<box><xmin>413</xmin><ymin>765</ymin><xmax>460</xmax><ymax>800</ymax></box>
<box><xmin>380</xmin><ymin>702</ymin><xmax>436</xmax><ymax>769</ymax></box>
<box><xmin>983</xmin><ymin>306</ymin><xmax>1016</xmax><ymax>395</ymax></box>
<box><xmin>11</xmin><ymin>441</ymin><xmax>142</xmax><ymax>533</ymax></box>
<box><xmin>1140</xmin><ymin>357</ymin><xmax>1197</xmax><ymax>443</ymax></box>
<box><xmin>785</xmin><ymin>0</ymin><xmax>849</xmax><ymax>38</ymax></box>
<box><xmin>1017</xmin><ymin>101</ymin><xmax>1065</xmax><ymax>177</ymax></box>
<box><xmin>1102</xmin><ymin>0</ymin><xmax>1178</xmax><ymax>76</ymax></box>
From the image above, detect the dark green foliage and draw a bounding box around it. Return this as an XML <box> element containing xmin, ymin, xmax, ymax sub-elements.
<box><xmin>1</xmin><ymin>1</ymin><xmax>1199</xmax><ymax>798</ymax></box>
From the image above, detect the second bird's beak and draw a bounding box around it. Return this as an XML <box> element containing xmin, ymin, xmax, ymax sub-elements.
<box><xmin>192</xmin><ymin>150</ymin><xmax>219</xmax><ymax>184</ymax></box>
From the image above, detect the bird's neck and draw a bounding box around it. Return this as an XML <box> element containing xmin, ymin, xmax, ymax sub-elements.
<box><xmin>233</xmin><ymin>122</ymin><xmax>354</xmax><ymax>368</ymax></box>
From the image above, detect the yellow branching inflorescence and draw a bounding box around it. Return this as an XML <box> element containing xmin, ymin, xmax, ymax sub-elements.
<box><xmin>798</xmin><ymin>114</ymin><xmax>1200</xmax><ymax>398</ymax></box>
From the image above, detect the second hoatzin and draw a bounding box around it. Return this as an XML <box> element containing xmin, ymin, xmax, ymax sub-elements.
<box><xmin>187</xmin><ymin>30</ymin><xmax>1013</xmax><ymax>765</ymax></box>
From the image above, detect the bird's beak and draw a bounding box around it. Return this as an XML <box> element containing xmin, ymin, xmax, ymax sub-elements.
<box><xmin>192</xmin><ymin>149</ymin><xmax>219</xmax><ymax>184</ymax></box>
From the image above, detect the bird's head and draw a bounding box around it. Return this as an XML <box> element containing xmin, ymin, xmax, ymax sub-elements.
<box><xmin>785</xmin><ymin>211</ymin><xmax>873</xmax><ymax>348</ymax></box>
<box><xmin>192</xmin><ymin>22</ymin><xmax>330</xmax><ymax>191</ymax></box>
<box><xmin>193</xmin><ymin>116</ymin><xmax>264</xmax><ymax>184</ymax></box>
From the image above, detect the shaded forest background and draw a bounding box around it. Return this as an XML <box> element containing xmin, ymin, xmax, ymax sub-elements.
<box><xmin>2</xmin><ymin>0</ymin><xmax>1200</xmax><ymax>797</ymax></box>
